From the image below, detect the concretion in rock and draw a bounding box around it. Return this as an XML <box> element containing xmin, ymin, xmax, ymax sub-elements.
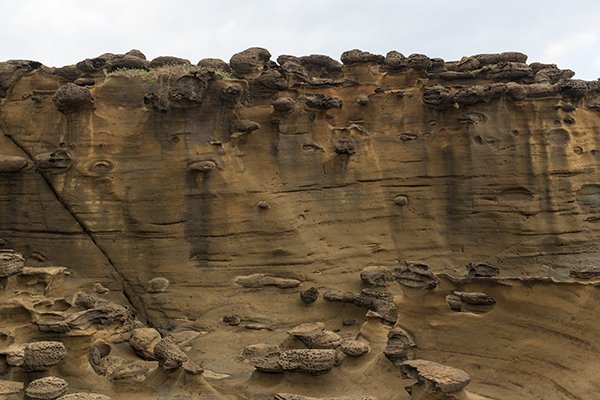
<box><xmin>154</xmin><ymin>336</ymin><xmax>202</xmax><ymax>374</ymax></box>
<box><xmin>277</xmin><ymin>349</ymin><xmax>339</xmax><ymax>374</ymax></box>
<box><xmin>340</xmin><ymin>49</ymin><xmax>384</xmax><ymax>65</ymax></box>
<box><xmin>445</xmin><ymin>291</ymin><xmax>496</xmax><ymax>314</ymax></box>
<box><xmin>287</xmin><ymin>323</ymin><xmax>342</xmax><ymax>349</ymax></box>
<box><xmin>52</xmin><ymin>83</ymin><xmax>93</xmax><ymax>112</ymax></box>
<box><xmin>0</xmin><ymin>250</ymin><xmax>24</xmax><ymax>278</ymax></box>
<box><xmin>20</xmin><ymin>341</ymin><xmax>67</xmax><ymax>371</ymax></box>
<box><xmin>0</xmin><ymin>379</ymin><xmax>23</xmax><ymax>395</ymax></box>
<box><xmin>129</xmin><ymin>328</ymin><xmax>161</xmax><ymax>360</ymax></box>
<box><xmin>394</xmin><ymin>261</ymin><xmax>439</xmax><ymax>289</ymax></box>
<box><xmin>400</xmin><ymin>359</ymin><xmax>470</xmax><ymax>394</ymax></box>
<box><xmin>339</xmin><ymin>339</ymin><xmax>369</xmax><ymax>357</ymax></box>
<box><xmin>384</xmin><ymin>327</ymin><xmax>417</xmax><ymax>363</ymax></box>
<box><xmin>147</xmin><ymin>277</ymin><xmax>170</xmax><ymax>293</ymax></box>
<box><xmin>25</xmin><ymin>376</ymin><xmax>68</xmax><ymax>400</ymax></box>
<box><xmin>324</xmin><ymin>288</ymin><xmax>397</xmax><ymax>324</ymax></box>
<box><xmin>360</xmin><ymin>267</ymin><xmax>393</xmax><ymax>287</ymax></box>
<box><xmin>149</xmin><ymin>56</ymin><xmax>191</xmax><ymax>68</ymax></box>
<box><xmin>300</xmin><ymin>287</ymin><xmax>319</xmax><ymax>304</ymax></box>
<box><xmin>235</xmin><ymin>274</ymin><xmax>301</xmax><ymax>289</ymax></box>
<box><xmin>466</xmin><ymin>262</ymin><xmax>500</xmax><ymax>278</ymax></box>
<box><xmin>229</xmin><ymin>47</ymin><xmax>271</xmax><ymax>77</ymax></box>
<box><xmin>569</xmin><ymin>266</ymin><xmax>600</xmax><ymax>279</ymax></box>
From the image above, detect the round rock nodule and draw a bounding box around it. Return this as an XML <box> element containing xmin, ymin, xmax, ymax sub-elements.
<box><xmin>21</xmin><ymin>341</ymin><xmax>67</xmax><ymax>372</ymax></box>
<box><xmin>52</xmin><ymin>83</ymin><xmax>93</xmax><ymax>113</ymax></box>
<box><xmin>25</xmin><ymin>376</ymin><xmax>68</xmax><ymax>400</ymax></box>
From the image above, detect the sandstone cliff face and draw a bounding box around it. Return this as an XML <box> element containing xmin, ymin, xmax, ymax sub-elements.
<box><xmin>0</xmin><ymin>49</ymin><xmax>599</xmax><ymax>399</ymax></box>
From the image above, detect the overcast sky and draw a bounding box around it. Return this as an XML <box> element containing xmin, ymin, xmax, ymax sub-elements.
<box><xmin>2</xmin><ymin>0</ymin><xmax>600</xmax><ymax>80</ymax></box>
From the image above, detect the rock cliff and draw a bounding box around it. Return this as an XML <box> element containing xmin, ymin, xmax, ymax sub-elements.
<box><xmin>0</xmin><ymin>48</ymin><xmax>599</xmax><ymax>399</ymax></box>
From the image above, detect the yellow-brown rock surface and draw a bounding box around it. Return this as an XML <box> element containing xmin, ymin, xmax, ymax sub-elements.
<box><xmin>0</xmin><ymin>49</ymin><xmax>599</xmax><ymax>399</ymax></box>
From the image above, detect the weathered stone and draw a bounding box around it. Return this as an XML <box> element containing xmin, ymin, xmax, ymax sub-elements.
<box><xmin>149</xmin><ymin>56</ymin><xmax>191</xmax><ymax>68</ymax></box>
<box><xmin>360</xmin><ymin>266</ymin><xmax>393</xmax><ymax>287</ymax></box>
<box><xmin>57</xmin><ymin>394</ymin><xmax>112</xmax><ymax>400</ymax></box>
<box><xmin>154</xmin><ymin>336</ymin><xmax>202</xmax><ymax>374</ymax></box>
<box><xmin>272</xmin><ymin>97</ymin><xmax>297</xmax><ymax>112</ymax></box>
<box><xmin>341</xmin><ymin>49</ymin><xmax>384</xmax><ymax>65</ymax></box>
<box><xmin>384</xmin><ymin>327</ymin><xmax>417</xmax><ymax>363</ymax></box>
<box><xmin>383</xmin><ymin>51</ymin><xmax>407</xmax><ymax>70</ymax></box>
<box><xmin>400</xmin><ymin>359</ymin><xmax>470</xmax><ymax>394</ymax></box>
<box><xmin>229</xmin><ymin>47</ymin><xmax>271</xmax><ymax>77</ymax></box>
<box><xmin>394</xmin><ymin>261</ymin><xmax>439</xmax><ymax>289</ymax></box>
<box><xmin>25</xmin><ymin>376</ymin><xmax>68</xmax><ymax>400</ymax></box>
<box><xmin>324</xmin><ymin>288</ymin><xmax>397</xmax><ymax>324</ymax></box>
<box><xmin>446</xmin><ymin>291</ymin><xmax>496</xmax><ymax>313</ymax></box>
<box><xmin>0</xmin><ymin>155</ymin><xmax>28</xmax><ymax>173</ymax></box>
<box><xmin>569</xmin><ymin>266</ymin><xmax>600</xmax><ymax>279</ymax></box>
<box><xmin>287</xmin><ymin>322</ymin><xmax>342</xmax><ymax>349</ymax></box>
<box><xmin>235</xmin><ymin>273</ymin><xmax>301</xmax><ymax>289</ymax></box>
<box><xmin>300</xmin><ymin>286</ymin><xmax>319</xmax><ymax>304</ymax></box>
<box><xmin>0</xmin><ymin>250</ymin><xmax>24</xmax><ymax>278</ymax></box>
<box><xmin>129</xmin><ymin>328</ymin><xmax>161</xmax><ymax>360</ymax></box>
<box><xmin>105</xmin><ymin>55</ymin><xmax>149</xmax><ymax>72</ymax></box>
<box><xmin>20</xmin><ymin>341</ymin><xmax>67</xmax><ymax>371</ymax></box>
<box><xmin>0</xmin><ymin>379</ymin><xmax>23</xmax><ymax>395</ymax></box>
<box><xmin>466</xmin><ymin>262</ymin><xmax>500</xmax><ymax>278</ymax></box>
<box><xmin>275</xmin><ymin>395</ymin><xmax>378</xmax><ymax>400</ymax></box>
<box><xmin>242</xmin><ymin>343</ymin><xmax>280</xmax><ymax>360</ymax></box>
<box><xmin>340</xmin><ymin>339</ymin><xmax>369</xmax><ymax>356</ymax></box>
<box><xmin>299</xmin><ymin>55</ymin><xmax>343</xmax><ymax>77</ymax></box>
<box><xmin>278</xmin><ymin>349</ymin><xmax>338</xmax><ymax>373</ymax></box>
<box><xmin>197</xmin><ymin>58</ymin><xmax>231</xmax><ymax>72</ymax></box>
<box><xmin>147</xmin><ymin>277</ymin><xmax>169</xmax><ymax>293</ymax></box>
<box><xmin>52</xmin><ymin>83</ymin><xmax>93</xmax><ymax>112</ymax></box>
<box><xmin>422</xmin><ymin>85</ymin><xmax>454</xmax><ymax>108</ymax></box>
<box><xmin>303</xmin><ymin>94</ymin><xmax>342</xmax><ymax>109</ymax></box>
<box><xmin>407</xmin><ymin>54</ymin><xmax>431</xmax><ymax>71</ymax></box>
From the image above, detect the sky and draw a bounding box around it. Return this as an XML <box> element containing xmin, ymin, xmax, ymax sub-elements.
<box><xmin>1</xmin><ymin>0</ymin><xmax>600</xmax><ymax>80</ymax></box>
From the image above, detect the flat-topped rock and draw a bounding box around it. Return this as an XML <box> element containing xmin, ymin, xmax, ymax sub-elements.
<box><xmin>0</xmin><ymin>379</ymin><xmax>23</xmax><ymax>395</ymax></box>
<box><xmin>400</xmin><ymin>359</ymin><xmax>470</xmax><ymax>394</ymax></box>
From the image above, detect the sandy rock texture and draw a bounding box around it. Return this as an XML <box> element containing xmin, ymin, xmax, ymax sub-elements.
<box><xmin>0</xmin><ymin>47</ymin><xmax>599</xmax><ymax>399</ymax></box>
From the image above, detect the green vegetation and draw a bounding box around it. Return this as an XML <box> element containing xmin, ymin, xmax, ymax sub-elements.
<box><xmin>106</xmin><ymin>64</ymin><xmax>236</xmax><ymax>83</ymax></box>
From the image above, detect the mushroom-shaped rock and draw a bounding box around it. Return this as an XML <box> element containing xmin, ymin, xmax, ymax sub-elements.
<box><xmin>360</xmin><ymin>267</ymin><xmax>393</xmax><ymax>287</ymax></box>
<box><xmin>278</xmin><ymin>349</ymin><xmax>339</xmax><ymax>374</ymax></box>
<box><xmin>125</xmin><ymin>49</ymin><xmax>146</xmax><ymax>59</ymax></box>
<box><xmin>197</xmin><ymin>58</ymin><xmax>231</xmax><ymax>72</ymax></box>
<box><xmin>129</xmin><ymin>328</ymin><xmax>161</xmax><ymax>360</ymax></box>
<box><xmin>235</xmin><ymin>273</ymin><xmax>301</xmax><ymax>289</ymax></box>
<box><xmin>187</xmin><ymin>160</ymin><xmax>218</xmax><ymax>173</ymax></box>
<box><xmin>154</xmin><ymin>336</ymin><xmax>202</xmax><ymax>374</ymax></box>
<box><xmin>340</xmin><ymin>339</ymin><xmax>369</xmax><ymax>357</ymax></box>
<box><xmin>303</xmin><ymin>94</ymin><xmax>342</xmax><ymax>110</ymax></box>
<box><xmin>149</xmin><ymin>56</ymin><xmax>191</xmax><ymax>68</ymax></box>
<box><xmin>52</xmin><ymin>83</ymin><xmax>93</xmax><ymax>112</ymax></box>
<box><xmin>407</xmin><ymin>54</ymin><xmax>431</xmax><ymax>70</ymax></box>
<box><xmin>287</xmin><ymin>322</ymin><xmax>342</xmax><ymax>349</ymax></box>
<box><xmin>0</xmin><ymin>155</ymin><xmax>28</xmax><ymax>173</ymax></box>
<box><xmin>105</xmin><ymin>55</ymin><xmax>149</xmax><ymax>72</ymax></box>
<box><xmin>0</xmin><ymin>250</ymin><xmax>24</xmax><ymax>278</ymax></box>
<box><xmin>0</xmin><ymin>379</ymin><xmax>23</xmax><ymax>395</ymax></box>
<box><xmin>58</xmin><ymin>394</ymin><xmax>112</xmax><ymax>400</ymax></box>
<box><xmin>25</xmin><ymin>376</ymin><xmax>68</xmax><ymax>400</ymax></box>
<box><xmin>272</xmin><ymin>97</ymin><xmax>297</xmax><ymax>113</ymax></box>
<box><xmin>275</xmin><ymin>395</ymin><xmax>378</xmax><ymax>400</ymax></box>
<box><xmin>229</xmin><ymin>47</ymin><xmax>271</xmax><ymax>77</ymax></box>
<box><xmin>21</xmin><ymin>341</ymin><xmax>67</xmax><ymax>371</ymax></box>
<box><xmin>300</xmin><ymin>286</ymin><xmax>319</xmax><ymax>304</ymax></box>
<box><xmin>384</xmin><ymin>51</ymin><xmax>407</xmax><ymax>70</ymax></box>
<box><xmin>394</xmin><ymin>261</ymin><xmax>438</xmax><ymax>289</ymax></box>
<box><xmin>384</xmin><ymin>327</ymin><xmax>417</xmax><ymax>363</ymax></box>
<box><xmin>422</xmin><ymin>85</ymin><xmax>454</xmax><ymax>108</ymax></box>
<box><xmin>147</xmin><ymin>277</ymin><xmax>169</xmax><ymax>293</ymax></box>
<box><xmin>466</xmin><ymin>262</ymin><xmax>499</xmax><ymax>278</ymax></box>
<box><xmin>400</xmin><ymin>360</ymin><xmax>470</xmax><ymax>394</ymax></box>
<box><xmin>298</xmin><ymin>54</ymin><xmax>343</xmax><ymax>77</ymax></box>
<box><xmin>445</xmin><ymin>291</ymin><xmax>496</xmax><ymax>314</ymax></box>
<box><xmin>340</xmin><ymin>49</ymin><xmax>384</xmax><ymax>65</ymax></box>
<box><xmin>256</xmin><ymin>69</ymin><xmax>288</xmax><ymax>90</ymax></box>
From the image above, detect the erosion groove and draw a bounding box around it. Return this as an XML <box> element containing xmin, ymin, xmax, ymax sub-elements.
<box><xmin>0</xmin><ymin>48</ymin><xmax>598</xmax><ymax>399</ymax></box>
